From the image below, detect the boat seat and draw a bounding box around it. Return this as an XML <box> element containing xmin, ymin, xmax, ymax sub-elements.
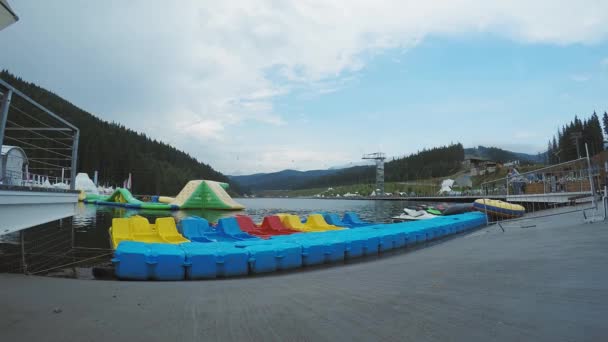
<box><xmin>278</xmin><ymin>214</ymin><xmax>310</xmax><ymax>231</ymax></box>
<box><xmin>179</xmin><ymin>217</ymin><xmax>213</xmax><ymax>242</ymax></box>
<box><xmin>235</xmin><ymin>215</ymin><xmax>272</xmax><ymax>238</ymax></box>
<box><xmin>216</xmin><ymin>217</ymin><xmax>258</xmax><ymax>240</ymax></box>
<box><xmin>156</xmin><ymin>217</ymin><xmax>189</xmax><ymax>244</ymax></box>
<box><xmin>110</xmin><ymin>218</ymin><xmax>132</xmax><ymax>248</ymax></box>
<box><xmin>260</xmin><ymin>216</ymin><xmax>298</xmax><ymax>234</ymax></box>
<box><xmin>180</xmin><ymin>217</ymin><xmax>239</xmax><ymax>242</ymax></box>
<box><xmin>304</xmin><ymin>214</ymin><xmax>342</xmax><ymax>231</ymax></box>
<box><xmin>129</xmin><ymin>216</ymin><xmax>165</xmax><ymax>244</ymax></box>
<box><xmin>342</xmin><ymin>212</ymin><xmax>373</xmax><ymax>227</ymax></box>
<box><xmin>323</xmin><ymin>213</ymin><xmax>350</xmax><ymax>227</ymax></box>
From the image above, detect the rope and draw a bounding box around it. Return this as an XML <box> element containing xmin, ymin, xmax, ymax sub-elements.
<box><xmin>28</xmin><ymin>252</ymin><xmax>113</xmax><ymax>275</ymax></box>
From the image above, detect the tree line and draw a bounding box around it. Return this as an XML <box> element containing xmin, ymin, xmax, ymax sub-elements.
<box><xmin>546</xmin><ymin>112</ymin><xmax>606</xmax><ymax>164</ymax></box>
<box><xmin>1</xmin><ymin>70</ymin><xmax>239</xmax><ymax>195</ymax></box>
<box><xmin>295</xmin><ymin>143</ymin><xmax>465</xmax><ymax>189</ymax></box>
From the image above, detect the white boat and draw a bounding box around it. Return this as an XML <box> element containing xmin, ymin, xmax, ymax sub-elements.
<box><xmin>392</xmin><ymin>208</ymin><xmax>438</xmax><ymax>221</ymax></box>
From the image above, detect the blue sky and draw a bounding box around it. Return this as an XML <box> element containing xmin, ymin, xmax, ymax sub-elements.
<box><xmin>272</xmin><ymin>36</ymin><xmax>608</xmax><ymax>159</ymax></box>
<box><xmin>0</xmin><ymin>1</ymin><xmax>607</xmax><ymax>174</ymax></box>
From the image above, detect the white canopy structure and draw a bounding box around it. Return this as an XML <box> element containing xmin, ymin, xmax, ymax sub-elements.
<box><xmin>1</xmin><ymin>145</ymin><xmax>27</xmax><ymax>185</ymax></box>
<box><xmin>0</xmin><ymin>0</ymin><xmax>18</xmax><ymax>31</ymax></box>
<box><xmin>438</xmin><ymin>179</ymin><xmax>455</xmax><ymax>194</ymax></box>
<box><xmin>75</xmin><ymin>172</ymin><xmax>99</xmax><ymax>195</ymax></box>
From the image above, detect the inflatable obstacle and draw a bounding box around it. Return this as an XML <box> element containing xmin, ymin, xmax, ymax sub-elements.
<box><xmin>84</xmin><ymin>180</ymin><xmax>244</xmax><ymax>210</ymax></box>
<box><xmin>473</xmin><ymin>199</ymin><xmax>525</xmax><ymax>219</ymax></box>
<box><xmin>110</xmin><ymin>212</ymin><xmax>488</xmax><ymax>280</ymax></box>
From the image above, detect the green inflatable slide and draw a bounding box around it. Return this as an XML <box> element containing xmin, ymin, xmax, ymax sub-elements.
<box><xmin>83</xmin><ymin>180</ymin><xmax>245</xmax><ymax>210</ymax></box>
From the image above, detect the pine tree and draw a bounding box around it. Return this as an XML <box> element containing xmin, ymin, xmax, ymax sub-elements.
<box><xmin>603</xmin><ymin>111</ymin><xmax>608</xmax><ymax>143</ymax></box>
<box><xmin>587</xmin><ymin>112</ymin><xmax>604</xmax><ymax>155</ymax></box>
<box><xmin>551</xmin><ymin>136</ymin><xmax>559</xmax><ymax>164</ymax></box>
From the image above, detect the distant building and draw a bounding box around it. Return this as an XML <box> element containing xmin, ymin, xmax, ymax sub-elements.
<box><xmin>463</xmin><ymin>156</ymin><xmax>498</xmax><ymax>176</ymax></box>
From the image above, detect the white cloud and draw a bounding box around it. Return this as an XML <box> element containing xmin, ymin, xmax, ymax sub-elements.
<box><xmin>601</xmin><ymin>58</ymin><xmax>608</xmax><ymax>67</ymax></box>
<box><xmin>2</xmin><ymin>0</ymin><xmax>608</xmax><ymax>173</ymax></box>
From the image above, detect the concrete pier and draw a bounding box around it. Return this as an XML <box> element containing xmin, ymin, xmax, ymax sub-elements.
<box><xmin>1</xmin><ymin>210</ymin><xmax>606</xmax><ymax>341</ymax></box>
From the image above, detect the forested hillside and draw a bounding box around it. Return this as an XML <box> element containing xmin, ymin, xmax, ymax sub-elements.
<box><xmin>229</xmin><ymin>169</ymin><xmax>340</xmax><ymax>191</ymax></box>
<box><xmin>464</xmin><ymin>146</ymin><xmax>545</xmax><ymax>164</ymax></box>
<box><xmin>546</xmin><ymin>112</ymin><xmax>606</xmax><ymax>164</ymax></box>
<box><xmin>1</xmin><ymin>71</ymin><xmax>235</xmax><ymax>195</ymax></box>
<box><xmin>294</xmin><ymin>144</ymin><xmax>465</xmax><ymax>189</ymax></box>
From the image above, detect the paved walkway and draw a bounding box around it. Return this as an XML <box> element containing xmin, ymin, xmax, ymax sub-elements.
<box><xmin>1</xmin><ymin>211</ymin><xmax>606</xmax><ymax>341</ymax></box>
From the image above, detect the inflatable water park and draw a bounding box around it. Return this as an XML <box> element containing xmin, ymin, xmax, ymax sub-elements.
<box><xmin>80</xmin><ymin>177</ymin><xmax>244</xmax><ymax>210</ymax></box>
<box><xmin>109</xmin><ymin>211</ymin><xmax>488</xmax><ymax>280</ymax></box>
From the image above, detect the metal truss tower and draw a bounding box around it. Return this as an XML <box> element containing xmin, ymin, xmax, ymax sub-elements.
<box><xmin>362</xmin><ymin>152</ymin><xmax>386</xmax><ymax>195</ymax></box>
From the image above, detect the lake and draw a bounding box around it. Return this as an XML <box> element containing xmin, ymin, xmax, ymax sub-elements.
<box><xmin>0</xmin><ymin>198</ymin><xmax>428</xmax><ymax>278</ymax></box>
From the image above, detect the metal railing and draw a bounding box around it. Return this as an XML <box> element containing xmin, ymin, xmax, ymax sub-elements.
<box><xmin>1</xmin><ymin>168</ymin><xmax>71</xmax><ymax>188</ymax></box>
<box><xmin>480</xmin><ymin>158</ymin><xmax>597</xmax><ymax>198</ymax></box>
<box><xmin>477</xmin><ymin>154</ymin><xmax>603</xmax><ymax>226</ymax></box>
<box><xmin>0</xmin><ymin>79</ymin><xmax>79</xmax><ymax>190</ymax></box>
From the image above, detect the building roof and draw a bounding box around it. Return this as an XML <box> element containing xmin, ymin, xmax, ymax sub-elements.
<box><xmin>464</xmin><ymin>155</ymin><xmax>489</xmax><ymax>162</ymax></box>
<box><xmin>0</xmin><ymin>0</ymin><xmax>19</xmax><ymax>31</ymax></box>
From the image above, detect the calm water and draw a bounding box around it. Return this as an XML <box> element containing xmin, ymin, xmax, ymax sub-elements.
<box><xmin>0</xmin><ymin>198</ymin><xmax>426</xmax><ymax>278</ymax></box>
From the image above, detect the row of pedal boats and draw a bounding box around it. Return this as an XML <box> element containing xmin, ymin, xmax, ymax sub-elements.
<box><xmin>109</xmin><ymin>212</ymin><xmax>488</xmax><ymax>280</ymax></box>
<box><xmin>393</xmin><ymin>199</ymin><xmax>526</xmax><ymax>221</ymax></box>
<box><xmin>110</xmin><ymin>212</ymin><xmax>372</xmax><ymax>248</ymax></box>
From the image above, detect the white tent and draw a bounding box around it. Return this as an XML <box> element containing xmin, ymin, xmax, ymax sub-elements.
<box><xmin>75</xmin><ymin>173</ymin><xmax>99</xmax><ymax>195</ymax></box>
<box><xmin>0</xmin><ymin>0</ymin><xmax>18</xmax><ymax>31</ymax></box>
<box><xmin>438</xmin><ymin>179</ymin><xmax>455</xmax><ymax>194</ymax></box>
<box><xmin>1</xmin><ymin>145</ymin><xmax>27</xmax><ymax>185</ymax></box>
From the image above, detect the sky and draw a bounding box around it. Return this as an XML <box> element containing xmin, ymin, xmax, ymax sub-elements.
<box><xmin>0</xmin><ymin>0</ymin><xmax>607</xmax><ymax>175</ymax></box>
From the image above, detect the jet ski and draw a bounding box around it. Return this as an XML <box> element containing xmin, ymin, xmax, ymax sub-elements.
<box><xmin>392</xmin><ymin>208</ymin><xmax>439</xmax><ymax>221</ymax></box>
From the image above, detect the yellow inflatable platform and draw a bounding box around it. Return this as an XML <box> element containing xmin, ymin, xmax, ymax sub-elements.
<box><xmin>473</xmin><ymin>199</ymin><xmax>525</xmax><ymax>219</ymax></box>
<box><xmin>277</xmin><ymin>214</ymin><xmax>342</xmax><ymax>232</ymax></box>
<box><xmin>109</xmin><ymin>216</ymin><xmax>189</xmax><ymax>249</ymax></box>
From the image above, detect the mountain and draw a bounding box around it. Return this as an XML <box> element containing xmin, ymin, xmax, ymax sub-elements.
<box><xmin>464</xmin><ymin>146</ymin><xmax>546</xmax><ymax>164</ymax></box>
<box><xmin>0</xmin><ymin>70</ymin><xmax>237</xmax><ymax>195</ymax></box>
<box><xmin>297</xmin><ymin>143</ymin><xmax>465</xmax><ymax>189</ymax></box>
<box><xmin>232</xmin><ymin>144</ymin><xmax>548</xmax><ymax>193</ymax></box>
<box><xmin>229</xmin><ymin>169</ymin><xmax>340</xmax><ymax>192</ymax></box>
<box><xmin>328</xmin><ymin>161</ymin><xmax>374</xmax><ymax>170</ymax></box>
<box><xmin>234</xmin><ymin>144</ymin><xmax>465</xmax><ymax>192</ymax></box>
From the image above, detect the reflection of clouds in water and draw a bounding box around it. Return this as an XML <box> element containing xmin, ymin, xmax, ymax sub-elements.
<box><xmin>72</xmin><ymin>203</ymin><xmax>98</xmax><ymax>228</ymax></box>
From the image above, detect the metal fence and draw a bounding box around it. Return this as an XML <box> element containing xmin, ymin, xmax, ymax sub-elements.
<box><xmin>478</xmin><ymin>155</ymin><xmax>604</xmax><ymax>226</ymax></box>
<box><xmin>0</xmin><ymin>79</ymin><xmax>79</xmax><ymax>189</ymax></box>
